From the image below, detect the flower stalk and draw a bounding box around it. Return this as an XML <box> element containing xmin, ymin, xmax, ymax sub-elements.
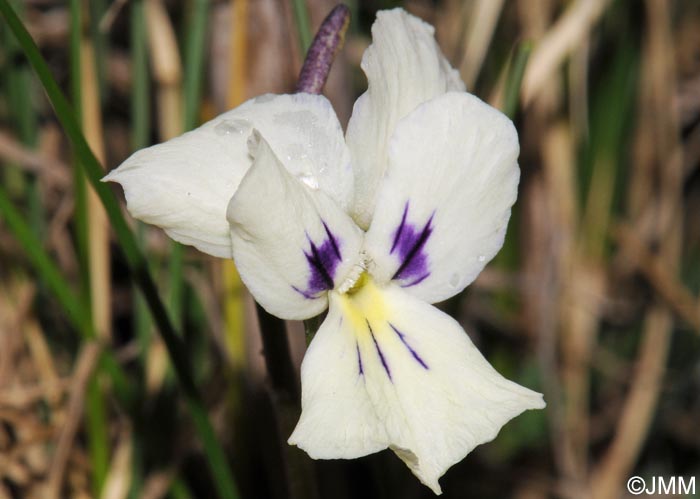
<box><xmin>296</xmin><ymin>4</ymin><xmax>351</xmax><ymax>94</ymax></box>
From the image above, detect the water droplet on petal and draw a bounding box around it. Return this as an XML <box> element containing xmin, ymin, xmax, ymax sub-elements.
<box><xmin>214</xmin><ymin>118</ymin><xmax>251</xmax><ymax>136</ymax></box>
<box><xmin>449</xmin><ymin>273</ymin><xmax>460</xmax><ymax>288</ymax></box>
<box><xmin>285</xmin><ymin>143</ymin><xmax>308</xmax><ymax>162</ymax></box>
<box><xmin>273</xmin><ymin>110</ymin><xmax>317</xmax><ymax>128</ymax></box>
<box><xmin>477</xmin><ymin>255</ymin><xmax>486</xmax><ymax>262</ymax></box>
<box><xmin>298</xmin><ymin>173</ymin><xmax>319</xmax><ymax>190</ymax></box>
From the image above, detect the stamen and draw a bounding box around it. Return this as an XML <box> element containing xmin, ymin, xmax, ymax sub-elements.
<box><xmin>337</xmin><ymin>251</ymin><xmax>369</xmax><ymax>294</ymax></box>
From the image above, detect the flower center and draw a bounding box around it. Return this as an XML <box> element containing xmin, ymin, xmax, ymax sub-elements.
<box><xmin>337</xmin><ymin>251</ymin><xmax>370</xmax><ymax>294</ymax></box>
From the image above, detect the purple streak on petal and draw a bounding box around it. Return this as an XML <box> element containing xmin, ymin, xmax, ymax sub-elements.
<box><xmin>322</xmin><ymin>221</ymin><xmax>341</xmax><ymax>260</ymax></box>
<box><xmin>367</xmin><ymin>320</ymin><xmax>392</xmax><ymax>381</ymax></box>
<box><xmin>400</xmin><ymin>272</ymin><xmax>430</xmax><ymax>288</ymax></box>
<box><xmin>390</xmin><ymin>203</ymin><xmax>409</xmax><ymax>254</ymax></box>
<box><xmin>390</xmin><ymin>202</ymin><xmax>435</xmax><ymax>285</ymax></box>
<box><xmin>389</xmin><ymin>323</ymin><xmax>429</xmax><ymax>370</ymax></box>
<box><xmin>292</xmin><ymin>220</ymin><xmax>343</xmax><ymax>299</ymax></box>
<box><xmin>306</xmin><ymin>239</ymin><xmax>334</xmax><ymax>290</ymax></box>
<box><xmin>292</xmin><ymin>285</ymin><xmax>315</xmax><ymax>300</ymax></box>
<box><xmin>356</xmin><ymin>342</ymin><xmax>364</xmax><ymax>376</ymax></box>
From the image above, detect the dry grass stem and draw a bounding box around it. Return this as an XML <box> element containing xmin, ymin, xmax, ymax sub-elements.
<box><xmin>591</xmin><ymin>1</ymin><xmax>684</xmax><ymax>497</ymax></box>
<box><xmin>522</xmin><ymin>0</ymin><xmax>610</xmax><ymax>105</ymax></box>
<box><xmin>45</xmin><ymin>342</ymin><xmax>102</xmax><ymax>499</ymax></box>
<box><xmin>0</xmin><ymin>130</ymin><xmax>70</xmax><ymax>188</ymax></box>
<box><xmin>80</xmin><ymin>30</ymin><xmax>112</xmax><ymax>340</ymax></box>
<box><xmin>458</xmin><ymin>0</ymin><xmax>504</xmax><ymax>89</ymax></box>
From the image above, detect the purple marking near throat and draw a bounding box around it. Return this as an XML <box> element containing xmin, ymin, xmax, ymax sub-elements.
<box><xmin>356</xmin><ymin>342</ymin><xmax>364</xmax><ymax>376</ymax></box>
<box><xmin>292</xmin><ymin>221</ymin><xmax>343</xmax><ymax>299</ymax></box>
<box><xmin>389</xmin><ymin>323</ymin><xmax>429</xmax><ymax>370</ymax></box>
<box><xmin>390</xmin><ymin>202</ymin><xmax>434</xmax><ymax>286</ymax></box>
<box><xmin>367</xmin><ymin>320</ymin><xmax>392</xmax><ymax>381</ymax></box>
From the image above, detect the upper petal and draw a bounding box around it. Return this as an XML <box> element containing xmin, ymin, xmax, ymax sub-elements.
<box><xmin>290</xmin><ymin>277</ymin><xmax>544</xmax><ymax>494</ymax></box>
<box><xmin>104</xmin><ymin>93</ymin><xmax>351</xmax><ymax>258</ymax></box>
<box><xmin>364</xmin><ymin>92</ymin><xmax>520</xmax><ymax>303</ymax></box>
<box><xmin>227</xmin><ymin>132</ymin><xmax>363</xmax><ymax>320</ymax></box>
<box><xmin>345</xmin><ymin>8</ymin><xmax>465</xmax><ymax>229</ymax></box>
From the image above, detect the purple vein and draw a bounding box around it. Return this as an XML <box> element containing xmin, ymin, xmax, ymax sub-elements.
<box><xmin>392</xmin><ymin>213</ymin><xmax>434</xmax><ymax>281</ymax></box>
<box><xmin>367</xmin><ymin>320</ymin><xmax>391</xmax><ymax>381</ymax></box>
<box><xmin>401</xmin><ymin>272</ymin><xmax>430</xmax><ymax>288</ymax></box>
<box><xmin>390</xmin><ymin>202</ymin><xmax>409</xmax><ymax>254</ymax></box>
<box><xmin>306</xmin><ymin>239</ymin><xmax>334</xmax><ymax>289</ymax></box>
<box><xmin>356</xmin><ymin>342</ymin><xmax>364</xmax><ymax>376</ymax></box>
<box><xmin>322</xmin><ymin>221</ymin><xmax>341</xmax><ymax>260</ymax></box>
<box><xmin>389</xmin><ymin>323</ymin><xmax>429</xmax><ymax>370</ymax></box>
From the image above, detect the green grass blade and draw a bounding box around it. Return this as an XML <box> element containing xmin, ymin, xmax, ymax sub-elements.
<box><xmin>89</xmin><ymin>0</ymin><xmax>109</xmax><ymax>104</ymax></box>
<box><xmin>68</xmin><ymin>3</ymin><xmax>108</xmax><ymax>493</ymax></box>
<box><xmin>292</xmin><ymin>0</ymin><xmax>312</xmax><ymax>54</ymax></box>
<box><xmin>0</xmin><ymin>185</ymin><xmax>90</xmax><ymax>334</ymax></box>
<box><xmin>502</xmin><ymin>41</ymin><xmax>532</xmax><ymax>119</ymax></box>
<box><xmin>183</xmin><ymin>0</ymin><xmax>209</xmax><ymax>130</ymax></box>
<box><xmin>87</xmin><ymin>378</ymin><xmax>109</xmax><ymax>494</ymax></box>
<box><xmin>130</xmin><ymin>0</ymin><xmax>153</xmax><ymax>352</ymax></box>
<box><xmin>3</xmin><ymin>1</ymin><xmax>42</xmax><ymax>232</ymax></box>
<box><xmin>170</xmin><ymin>0</ymin><xmax>211</xmax><ymax>332</ymax></box>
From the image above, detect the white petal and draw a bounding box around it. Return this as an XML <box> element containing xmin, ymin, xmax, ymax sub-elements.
<box><xmin>364</xmin><ymin>92</ymin><xmax>519</xmax><ymax>303</ymax></box>
<box><xmin>288</xmin><ymin>291</ymin><xmax>389</xmax><ymax>458</ymax></box>
<box><xmin>290</xmin><ymin>277</ymin><xmax>544</xmax><ymax>495</ymax></box>
<box><xmin>345</xmin><ymin>8</ymin><xmax>465</xmax><ymax>229</ymax></box>
<box><xmin>104</xmin><ymin>93</ymin><xmax>351</xmax><ymax>258</ymax></box>
<box><xmin>227</xmin><ymin>132</ymin><xmax>363</xmax><ymax>320</ymax></box>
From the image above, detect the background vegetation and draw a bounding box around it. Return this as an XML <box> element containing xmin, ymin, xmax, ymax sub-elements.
<box><xmin>0</xmin><ymin>0</ymin><xmax>699</xmax><ymax>498</ymax></box>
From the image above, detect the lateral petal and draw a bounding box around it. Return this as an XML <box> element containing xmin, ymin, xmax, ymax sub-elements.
<box><xmin>104</xmin><ymin>93</ymin><xmax>351</xmax><ymax>258</ymax></box>
<box><xmin>364</xmin><ymin>92</ymin><xmax>520</xmax><ymax>303</ymax></box>
<box><xmin>291</xmin><ymin>277</ymin><xmax>544</xmax><ymax>495</ymax></box>
<box><xmin>345</xmin><ymin>8</ymin><xmax>465</xmax><ymax>229</ymax></box>
<box><xmin>227</xmin><ymin>132</ymin><xmax>363</xmax><ymax>320</ymax></box>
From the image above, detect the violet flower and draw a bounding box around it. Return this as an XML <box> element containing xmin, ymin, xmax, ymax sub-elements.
<box><xmin>105</xmin><ymin>9</ymin><xmax>545</xmax><ymax>494</ymax></box>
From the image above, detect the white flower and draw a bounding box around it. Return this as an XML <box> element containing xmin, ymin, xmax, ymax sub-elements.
<box><xmin>105</xmin><ymin>8</ymin><xmax>545</xmax><ymax>494</ymax></box>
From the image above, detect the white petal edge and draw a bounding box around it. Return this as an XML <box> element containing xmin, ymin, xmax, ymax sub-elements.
<box><xmin>364</xmin><ymin>91</ymin><xmax>520</xmax><ymax>303</ymax></box>
<box><xmin>345</xmin><ymin>8</ymin><xmax>465</xmax><ymax>229</ymax></box>
<box><xmin>104</xmin><ymin>93</ymin><xmax>352</xmax><ymax>258</ymax></box>
<box><xmin>227</xmin><ymin>131</ymin><xmax>363</xmax><ymax>320</ymax></box>
<box><xmin>290</xmin><ymin>277</ymin><xmax>544</xmax><ymax>495</ymax></box>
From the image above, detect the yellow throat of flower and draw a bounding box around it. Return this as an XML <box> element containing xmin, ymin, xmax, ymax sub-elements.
<box><xmin>335</xmin><ymin>273</ymin><xmax>388</xmax><ymax>336</ymax></box>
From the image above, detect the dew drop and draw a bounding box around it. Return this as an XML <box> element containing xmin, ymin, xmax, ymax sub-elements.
<box><xmin>449</xmin><ymin>273</ymin><xmax>460</xmax><ymax>288</ymax></box>
<box><xmin>214</xmin><ymin>118</ymin><xmax>251</xmax><ymax>136</ymax></box>
<box><xmin>477</xmin><ymin>255</ymin><xmax>486</xmax><ymax>262</ymax></box>
<box><xmin>298</xmin><ymin>173</ymin><xmax>319</xmax><ymax>190</ymax></box>
<box><xmin>285</xmin><ymin>143</ymin><xmax>308</xmax><ymax>162</ymax></box>
<box><xmin>273</xmin><ymin>110</ymin><xmax>317</xmax><ymax>128</ymax></box>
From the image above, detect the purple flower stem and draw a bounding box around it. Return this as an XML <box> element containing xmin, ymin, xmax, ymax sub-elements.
<box><xmin>295</xmin><ymin>4</ymin><xmax>351</xmax><ymax>95</ymax></box>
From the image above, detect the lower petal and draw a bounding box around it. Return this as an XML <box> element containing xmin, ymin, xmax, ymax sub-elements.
<box><xmin>287</xmin><ymin>295</ymin><xmax>389</xmax><ymax>458</ymax></box>
<box><xmin>290</xmin><ymin>277</ymin><xmax>545</xmax><ymax>495</ymax></box>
